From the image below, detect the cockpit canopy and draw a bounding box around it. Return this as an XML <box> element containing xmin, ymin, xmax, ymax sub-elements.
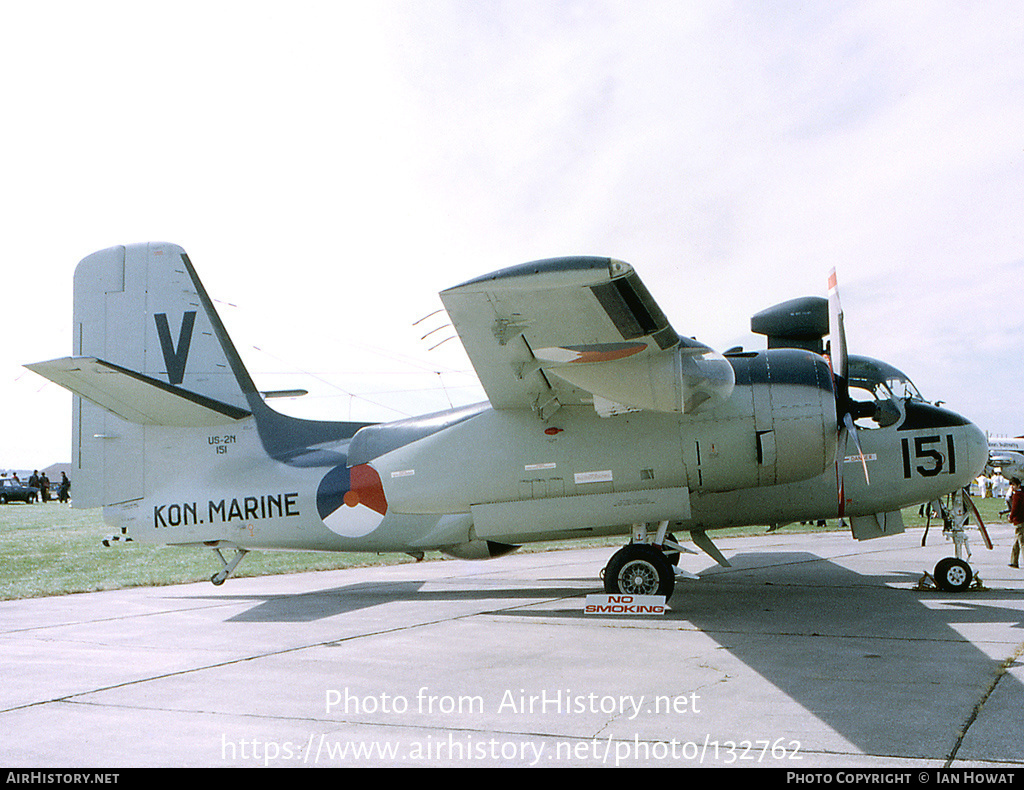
<box><xmin>847</xmin><ymin>355</ymin><xmax>925</xmax><ymax>428</ymax></box>
<box><xmin>848</xmin><ymin>355</ymin><xmax>925</xmax><ymax>403</ymax></box>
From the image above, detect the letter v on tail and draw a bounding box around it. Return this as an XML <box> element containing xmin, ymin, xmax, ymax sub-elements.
<box><xmin>154</xmin><ymin>311</ymin><xmax>197</xmax><ymax>385</ymax></box>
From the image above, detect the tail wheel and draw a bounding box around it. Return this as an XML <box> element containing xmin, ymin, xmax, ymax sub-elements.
<box><xmin>603</xmin><ymin>544</ymin><xmax>675</xmax><ymax>598</ymax></box>
<box><xmin>934</xmin><ymin>557</ymin><xmax>972</xmax><ymax>593</ymax></box>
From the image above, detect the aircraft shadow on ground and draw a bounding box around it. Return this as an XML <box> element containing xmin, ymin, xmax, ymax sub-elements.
<box><xmin>187</xmin><ymin>551</ymin><xmax>1023</xmax><ymax>760</ymax></box>
<box><xmin>608</xmin><ymin>551</ymin><xmax>1023</xmax><ymax>761</ymax></box>
<box><xmin>187</xmin><ymin>581</ymin><xmax>598</xmax><ymax>623</ymax></box>
<box><xmin>491</xmin><ymin>549</ymin><xmax>1024</xmax><ymax>760</ymax></box>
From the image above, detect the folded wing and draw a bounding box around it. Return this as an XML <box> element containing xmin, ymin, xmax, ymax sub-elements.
<box><xmin>439</xmin><ymin>257</ymin><xmax>733</xmax><ymax>418</ymax></box>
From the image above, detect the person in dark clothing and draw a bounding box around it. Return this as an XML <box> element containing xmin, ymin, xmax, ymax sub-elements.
<box><xmin>1009</xmin><ymin>479</ymin><xmax>1024</xmax><ymax>569</ymax></box>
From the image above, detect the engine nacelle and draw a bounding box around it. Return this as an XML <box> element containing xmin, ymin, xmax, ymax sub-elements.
<box><xmin>744</xmin><ymin>349</ymin><xmax>838</xmax><ymax>487</ymax></box>
<box><xmin>695</xmin><ymin>350</ymin><xmax>837</xmax><ymax>491</ymax></box>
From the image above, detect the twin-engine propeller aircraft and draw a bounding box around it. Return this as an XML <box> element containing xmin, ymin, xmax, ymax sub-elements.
<box><xmin>27</xmin><ymin>243</ymin><xmax>989</xmax><ymax>597</ymax></box>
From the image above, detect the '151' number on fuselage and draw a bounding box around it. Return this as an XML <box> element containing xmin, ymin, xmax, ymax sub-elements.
<box><xmin>901</xmin><ymin>434</ymin><xmax>956</xmax><ymax>479</ymax></box>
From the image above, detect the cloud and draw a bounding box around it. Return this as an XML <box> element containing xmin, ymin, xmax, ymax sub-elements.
<box><xmin>3</xmin><ymin>1</ymin><xmax>1022</xmax><ymax>471</ymax></box>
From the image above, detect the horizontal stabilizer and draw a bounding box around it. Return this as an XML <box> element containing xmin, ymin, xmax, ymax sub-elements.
<box><xmin>27</xmin><ymin>356</ymin><xmax>250</xmax><ymax>427</ymax></box>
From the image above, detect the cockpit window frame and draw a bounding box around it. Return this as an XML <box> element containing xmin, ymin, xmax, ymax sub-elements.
<box><xmin>846</xmin><ymin>355</ymin><xmax>924</xmax><ymax>430</ymax></box>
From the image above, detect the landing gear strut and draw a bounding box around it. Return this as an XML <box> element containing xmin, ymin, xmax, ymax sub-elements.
<box><xmin>210</xmin><ymin>546</ymin><xmax>248</xmax><ymax>585</ymax></box>
<box><xmin>918</xmin><ymin>489</ymin><xmax>988</xmax><ymax>592</ymax></box>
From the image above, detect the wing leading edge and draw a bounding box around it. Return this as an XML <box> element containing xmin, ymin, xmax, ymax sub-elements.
<box><xmin>440</xmin><ymin>257</ymin><xmax>734</xmax><ymax>418</ymax></box>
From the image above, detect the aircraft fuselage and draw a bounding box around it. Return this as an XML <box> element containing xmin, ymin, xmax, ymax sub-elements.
<box><xmin>108</xmin><ymin>350</ymin><xmax>988</xmax><ymax>557</ymax></box>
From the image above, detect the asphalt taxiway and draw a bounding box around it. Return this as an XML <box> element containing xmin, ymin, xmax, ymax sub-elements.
<box><xmin>2</xmin><ymin>527</ymin><xmax>1023</xmax><ymax>768</ymax></box>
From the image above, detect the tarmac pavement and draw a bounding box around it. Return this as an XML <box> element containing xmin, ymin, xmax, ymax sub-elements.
<box><xmin>2</xmin><ymin>527</ymin><xmax>1023</xmax><ymax>768</ymax></box>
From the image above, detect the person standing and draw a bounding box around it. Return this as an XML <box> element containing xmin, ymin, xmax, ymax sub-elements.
<box><xmin>1009</xmin><ymin>479</ymin><xmax>1024</xmax><ymax>569</ymax></box>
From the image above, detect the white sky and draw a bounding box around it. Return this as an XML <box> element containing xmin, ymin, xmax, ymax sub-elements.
<box><xmin>3</xmin><ymin>1</ymin><xmax>1022</xmax><ymax>472</ymax></box>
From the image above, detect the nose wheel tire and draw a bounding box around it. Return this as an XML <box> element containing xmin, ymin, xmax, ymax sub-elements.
<box><xmin>934</xmin><ymin>557</ymin><xmax>972</xmax><ymax>593</ymax></box>
<box><xmin>603</xmin><ymin>544</ymin><xmax>675</xmax><ymax>599</ymax></box>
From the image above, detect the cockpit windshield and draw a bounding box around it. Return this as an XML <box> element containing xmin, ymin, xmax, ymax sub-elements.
<box><xmin>846</xmin><ymin>355</ymin><xmax>925</xmax><ymax>428</ymax></box>
<box><xmin>848</xmin><ymin>356</ymin><xmax>925</xmax><ymax>403</ymax></box>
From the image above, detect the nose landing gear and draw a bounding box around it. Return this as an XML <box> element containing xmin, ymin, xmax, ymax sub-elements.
<box><xmin>916</xmin><ymin>489</ymin><xmax>990</xmax><ymax>592</ymax></box>
<box><xmin>931</xmin><ymin>556</ymin><xmax>974</xmax><ymax>593</ymax></box>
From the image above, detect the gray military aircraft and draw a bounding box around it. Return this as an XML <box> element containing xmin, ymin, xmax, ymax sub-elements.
<box><xmin>27</xmin><ymin>243</ymin><xmax>989</xmax><ymax>597</ymax></box>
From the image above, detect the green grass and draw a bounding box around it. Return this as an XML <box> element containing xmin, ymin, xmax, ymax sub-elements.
<box><xmin>0</xmin><ymin>504</ymin><xmax>416</xmax><ymax>600</ymax></box>
<box><xmin>0</xmin><ymin>497</ymin><xmax>1009</xmax><ymax>600</ymax></box>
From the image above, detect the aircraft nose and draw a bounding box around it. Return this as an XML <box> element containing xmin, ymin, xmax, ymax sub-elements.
<box><xmin>901</xmin><ymin>401</ymin><xmax>989</xmax><ymax>489</ymax></box>
<box><xmin>961</xmin><ymin>418</ymin><xmax>989</xmax><ymax>482</ymax></box>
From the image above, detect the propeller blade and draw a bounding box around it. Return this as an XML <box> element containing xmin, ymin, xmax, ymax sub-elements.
<box><xmin>834</xmin><ymin>427</ymin><xmax>847</xmax><ymax>514</ymax></box>
<box><xmin>844</xmin><ymin>411</ymin><xmax>871</xmax><ymax>485</ymax></box>
<box><xmin>827</xmin><ymin>267</ymin><xmax>848</xmax><ymax>382</ymax></box>
<box><xmin>828</xmin><ymin>267</ymin><xmax>864</xmax><ymax>513</ymax></box>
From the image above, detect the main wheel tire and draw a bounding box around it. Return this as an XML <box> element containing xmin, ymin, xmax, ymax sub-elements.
<box><xmin>934</xmin><ymin>557</ymin><xmax>972</xmax><ymax>592</ymax></box>
<box><xmin>603</xmin><ymin>544</ymin><xmax>675</xmax><ymax>598</ymax></box>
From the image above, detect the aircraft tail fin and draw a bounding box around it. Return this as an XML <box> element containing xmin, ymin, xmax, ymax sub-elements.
<box><xmin>30</xmin><ymin>243</ymin><xmax>368</xmax><ymax>509</ymax></box>
<box><xmin>70</xmin><ymin>243</ymin><xmax>259</xmax><ymax>414</ymax></box>
<box><xmin>26</xmin><ymin>243</ymin><xmax>260</xmax><ymax>507</ymax></box>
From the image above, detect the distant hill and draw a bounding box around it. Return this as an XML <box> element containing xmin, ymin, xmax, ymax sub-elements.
<box><xmin>3</xmin><ymin>464</ymin><xmax>72</xmax><ymax>483</ymax></box>
<box><xmin>44</xmin><ymin>463</ymin><xmax>72</xmax><ymax>481</ymax></box>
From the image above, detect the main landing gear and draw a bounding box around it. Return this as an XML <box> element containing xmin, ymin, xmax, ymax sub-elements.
<box><xmin>604</xmin><ymin>544</ymin><xmax>677</xmax><ymax>598</ymax></box>
<box><xmin>601</xmin><ymin>522</ymin><xmax>722</xmax><ymax>599</ymax></box>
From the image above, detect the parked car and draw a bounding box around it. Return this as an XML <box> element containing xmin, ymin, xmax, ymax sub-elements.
<box><xmin>0</xmin><ymin>478</ymin><xmax>39</xmax><ymax>504</ymax></box>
